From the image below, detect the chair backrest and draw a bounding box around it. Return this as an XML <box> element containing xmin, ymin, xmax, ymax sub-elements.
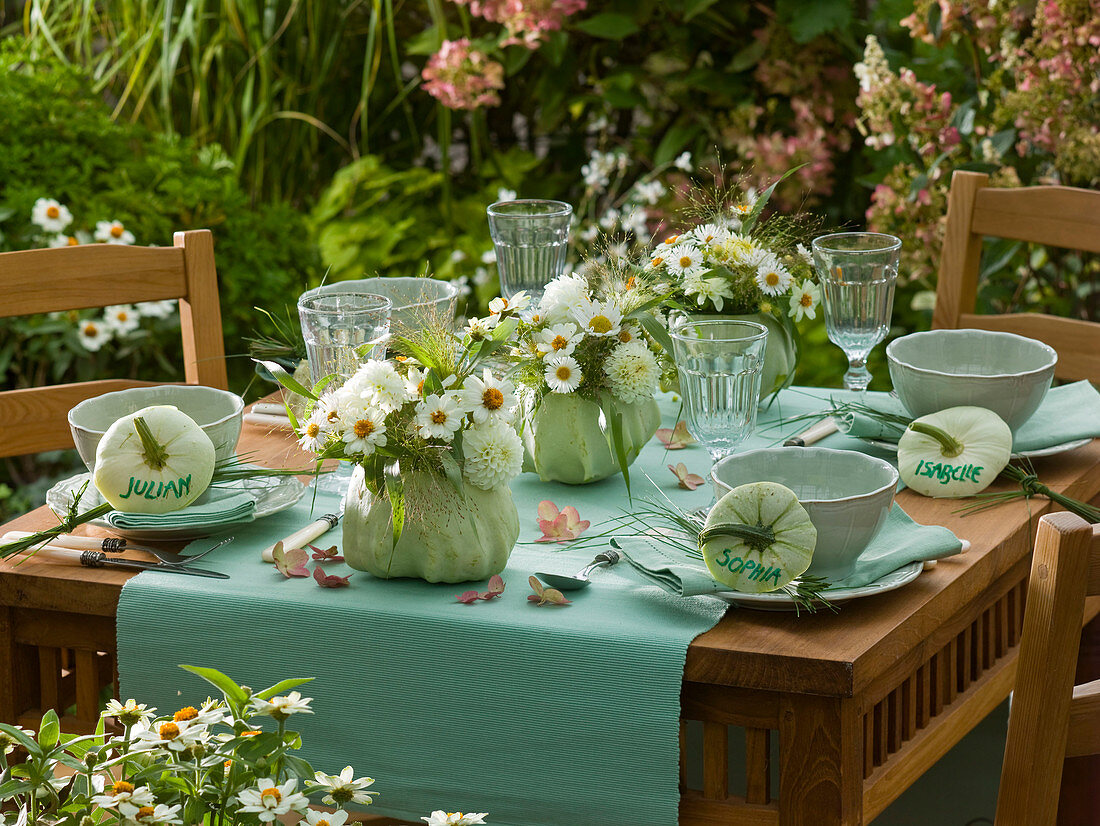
<box><xmin>0</xmin><ymin>229</ymin><xmax>228</xmax><ymax>458</ymax></box>
<box><xmin>995</xmin><ymin>511</ymin><xmax>1100</xmax><ymax>826</ymax></box>
<box><xmin>932</xmin><ymin>170</ymin><xmax>1100</xmax><ymax>383</ymax></box>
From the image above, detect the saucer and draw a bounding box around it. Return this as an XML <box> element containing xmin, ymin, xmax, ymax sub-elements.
<box><xmin>716</xmin><ymin>561</ymin><xmax>923</xmax><ymax>611</ymax></box>
<box><xmin>45</xmin><ymin>471</ymin><xmax>305</xmax><ymax>541</ymax></box>
<box><xmin>862</xmin><ymin>437</ymin><xmax>1091</xmax><ymax>460</ymax></box>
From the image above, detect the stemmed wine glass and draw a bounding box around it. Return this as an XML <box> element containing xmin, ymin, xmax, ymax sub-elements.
<box><xmin>669</xmin><ymin>319</ymin><xmax>769</xmax><ymax>465</ymax></box>
<box><xmin>486</xmin><ymin>199</ymin><xmax>572</xmax><ymax>307</ymax></box>
<box><xmin>811</xmin><ymin>232</ymin><xmax>902</xmax><ymax>392</ymax></box>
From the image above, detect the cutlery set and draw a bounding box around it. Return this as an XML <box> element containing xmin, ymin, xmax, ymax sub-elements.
<box><xmin>2</xmin><ymin>531</ymin><xmax>233</xmax><ymax>579</ymax></box>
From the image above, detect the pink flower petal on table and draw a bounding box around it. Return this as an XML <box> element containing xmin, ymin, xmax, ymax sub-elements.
<box><xmin>537</xmin><ymin>500</ymin><xmax>560</xmax><ymax>522</ymax></box>
<box><xmin>656</xmin><ymin>421</ymin><xmax>697</xmax><ymax>450</ymax></box>
<box><xmin>456</xmin><ymin>590</ymin><xmax>482</xmax><ymax>604</ymax></box>
<box><xmin>272</xmin><ymin>542</ymin><xmax>310</xmax><ymax>578</ymax></box>
<box><xmin>535</xmin><ymin>502</ymin><xmax>589</xmax><ymax>542</ymax></box>
<box><xmin>313</xmin><ymin>567</ymin><xmax>352</xmax><ymax>588</ymax></box>
<box><xmin>310</xmin><ymin>544</ymin><xmax>344</xmax><ymax>562</ymax></box>
<box><xmin>669</xmin><ymin>462</ymin><xmax>706</xmax><ymax>491</ymax></box>
<box><xmin>484</xmin><ymin>574</ymin><xmax>506</xmax><ymax>598</ymax></box>
<box><xmin>527</xmin><ymin>575</ymin><xmax>571</xmax><ymax>606</ymax></box>
<box><xmin>559</xmin><ymin>506</ymin><xmax>590</xmax><ymax>536</ymax></box>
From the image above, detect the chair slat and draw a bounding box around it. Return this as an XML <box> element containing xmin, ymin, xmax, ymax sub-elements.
<box><xmin>1066</xmin><ymin>679</ymin><xmax>1100</xmax><ymax>759</ymax></box>
<box><xmin>957</xmin><ymin>313</ymin><xmax>1100</xmax><ymax>383</ymax></box>
<box><xmin>971</xmin><ymin>185</ymin><xmax>1100</xmax><ymax>253</ymax></box>
<box><xmin>701</xmin><ymin>722</ymin><xmax>729</xmax><ymax>800</ymax></box>
<box><xmin>744</xmin><ymin>727</ymin><xmax>770</xmax><ymax>804</ymax></box>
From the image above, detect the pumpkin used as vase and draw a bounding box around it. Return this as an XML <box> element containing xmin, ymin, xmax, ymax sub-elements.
<box><xmin>522</xmin><ymin>392</ymin><xmax>661</xmax><ymax>485</ymax></box>
<box><xmin>342</xmin><ymin>465</ymin><xmax>520</xmax><ymax>583</ymax></box>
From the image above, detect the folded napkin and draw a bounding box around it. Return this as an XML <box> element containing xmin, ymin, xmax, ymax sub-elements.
<box><xmin>106</xmin><ymin>488</ymin><xmax>256</xmax><ymax>530</ymax></box>
<box><xmin>833</xmin><ymin>381</ymin><xmax>1100</xmax><ymax>452</ymax></box>
<box><xmin>618</xmin><ymin>504</ymin><xmax>963</xmax><ymax>597</ymax></box>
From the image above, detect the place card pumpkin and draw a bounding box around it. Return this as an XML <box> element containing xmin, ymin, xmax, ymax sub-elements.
<box><xmin>897</xmin><ymin>406</ymin><xmax>1012</xmax><ymax>498</ymax></box>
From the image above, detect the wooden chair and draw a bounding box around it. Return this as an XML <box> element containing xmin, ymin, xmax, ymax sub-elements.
<box><xmin>995</xmin><ymin>511</ymin><xmax>1100</xmax><ymax>825</ymax></box>
<box><xmin>932</xmin><ymin>169</ymin><xmax>1100</xmax><ymax>383</ymax></box>
<box><xmin>0</xmin><ymin>229</ymin><xmax>228</xmax><ymax>458</ymax></box>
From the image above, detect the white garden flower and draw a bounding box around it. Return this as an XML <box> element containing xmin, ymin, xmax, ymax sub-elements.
<box><xmin>91</xmin><ymin>781</ymin><xmax>156</xmax><ymax>816</ymax></box>
<box><xmin>415</xmin><ymin>393</ymin><xmax>464</xmax><ymax>441</ymax></box>
<box><xmin>795</xmin><ymin>243</ymin><xmax>814</xmax><ymax>266</ymax></box>
<box><xmin>753</xmin><ymin>254</ymin><xmax>793</xmax><ymax>296</ymax></box>
<box><xmin>598</xmin><ymin>208</ymin><xmax>619</xmax><ymax>230</ymax></box>
<box><xmin>689</xmin><ymin>223</ymin><xmax>730</xmax><ymax>250</ymax></box>
<box><xmin>534</xmin><ymin>323</ymin><xmax>583</xmax><ymax>358</ymax></box>
<box><xmin>621</xmin><ymin>208</ymin><xmax>649</xmax><ymax>241</ymax></box>
<box><xmin>249</xmin><ymin>691</ymin><xmax>314</xmax><ymax>721</ymax></box>
<box><xmin>0</xmin><ymin>725</ymin><xmax>32</xmax><ymax>756</ymax></box>
<box><xmin>674</xmin><ymin>150</ymin><xmax>694</xmax><ymax>171</ymax></box>
<box><xmin>351</xmin><ymin>360</ymin><xmax>406</xmax><ymax>413</ymax></box>
<box><xmin>717</xmin><ymin>233</ymin><xmax>758</xmax><ymax>266</ymax></box>
<box><xmin>666</xmin><ymin>243</ymin><xmax>704</xmax><ymax>277</ymax></box>
<box><xmin>340</xmin><ymin>406</ymin><xmax>388</xmax><ymax>456</ymax></box>
<box><xmin>544</xmin><ymin>355</ymin><xmax>582</xmax><ymax>393</ymax></box>
<box><xmin>103</xmin><ymin>304</ymin><xmax>141</xmax><ymax>336</ymax></box>
<box><xmin>76</xmin><ymin>318</ymin><xmax>112</xmax><ymax>352</ymax></box>
<box><xmin>297</xmin><ymin>408</ymin><xmax>330</xmax><ymax>454</ymax></box>
<box><xmin>789</xmin><ymin>281</ymin><xmax>821</xmax><ymax>321</ymax></box>
<box><xmin>459</xmin><ymin>370</ymin><xmax>517</xmax><ymax>424</ymax></box>
<box><xmin>488</xmin><ymin>290</ymin><xmax>530</xmax><ymax>315</ymax></box>
<box><xmin>170</xmin><ymin>699</ymin><xmax>227</xmax><ymax>728</ymax></box>
<box><xmin>683</xmin><ymin>274</ymin><xmax>731</xmax><ymax>312</ymax></box>
<box><xmin>94</xmin><ymin>220</ymin><xmax>135</xmax><ymax>245</ymax></box>
<box><xmin>496</xmin><ymin>187</ymin><xmax>517</xmax><ymax>201</ymax></box>
<box><xmin>31</xmin><ymin>198</ymin><xmax>73</xmax><ymax>233</ymax></box>
<box><xmin>404</xmin><ymin>366</ymin><xmax>428</xmax><ymax>401</ymax></box>
<box><xmin>572</xmin><ymin>299</ymin><xmax>622</xmax><ymax>338</ymax></box>
<box><xmin>237</xmin><ymin>779</ymin><xmax>309</xmax><ymax>823</ymax></box>
<box><xmin>310</xmin><ymin>766</ymin><xmax>378</xmax><ymax>807</ymax></box>
<box><xmin>604</xmin><ymin>340</ymin><xmax>660</xmax><ymax>404</ymax></box>
<box><xmin>464</xmin><ymin>315</ymin><xmax>497</xmax><ymax>341</ymax></box>
<box><xmin>632</xmin><ymin>179</ymin><xmax>665</xmax><ymax>205</ymax></box>
<box><xmin>539</xmin><ymin>274</ymin><xmax>589</xmax><ymax>323</ymax></box>
<box><xmin>47</xmin><ymin>234</ymin><xmax>79</xmax><ymax>248</ymax></box>
<box><xmin>103</xmin><ymin>699</ymin><xmax>155</xmax><ymax>727</ymax></box>
<box><xmin>136</xmin><ymin>300</ymin><xmax>177</xmax><ymax>319</ymax></box>
<box><xmin>461</xmin><ymin>419</ymin><xmax>523</xmax><ymax>491</ymax></box>
<box><xmin>131</xmin><ymin>719</ymin><xmax>208</xmax><ymax>753</ymax></box>
<box><xmin>421</xmin><ymin>812</ymin><xmax>488</xmax><ymax>826</ymax></box>
<box><xmin>645</xmin><ymin>251</ymin><xmax>668</xmax><ymax>272</ymax></box>
<box><xmin>125</xmin><ymin>802</ymin><xmax>183</xmax><ymax>826</ymax></box>
<box><xmin>302</xmin><ymin>810</ymin><xmax>350</xmax><ymax>826</ymax></box>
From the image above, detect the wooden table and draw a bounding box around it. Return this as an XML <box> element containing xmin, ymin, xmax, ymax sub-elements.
<box><xmin>2</xmin><ymin>412</ymin><xmax>1097</xmax><ymax>826</ymax></box>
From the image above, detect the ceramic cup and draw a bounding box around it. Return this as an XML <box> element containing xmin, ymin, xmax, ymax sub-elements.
<box><xmin>886</xmin><ymin>329</ymin><xmax>1057</xmax><ymax>431</ymax></box>
<box><xmin>710</xmin><ymin>447</ymin><xmax>898</xmax><ymax>582</ymax></box>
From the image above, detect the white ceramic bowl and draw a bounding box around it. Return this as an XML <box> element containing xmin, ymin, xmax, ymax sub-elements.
<box><xmin>68</xmin><ymin>385</ymin><xmax>244</xmax><ymax>472</ymax></box>
<box><xmin>711</xmin><ymin>447</ymin><xmax>898</xmax><ymax>582</ymax></box>
<box><xmin>886</xmin><ymin>330</ymin><xmax>1057</xmax><ymax>431</ymax></box>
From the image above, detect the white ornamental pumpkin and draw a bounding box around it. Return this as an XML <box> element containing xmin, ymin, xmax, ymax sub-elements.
<box><xmin>92</xmin><ymin>405</ymin><xmax>216</xmax><ymax>513</ymax></box>
<box><xmin>897</xmin><ymin>406</ymin><xmax>1012</xmax><ymax>499</ymax></box>
<box><xmin>700</xmin><ymin>481</ymin><xmax>817</xmax><ymax>593</ymax></box>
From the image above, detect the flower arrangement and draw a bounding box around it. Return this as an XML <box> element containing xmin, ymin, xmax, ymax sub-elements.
<box><xmin>0</xmin><ymin>665</ymin><xmax>486</xmax><ymax>826</ymax></box>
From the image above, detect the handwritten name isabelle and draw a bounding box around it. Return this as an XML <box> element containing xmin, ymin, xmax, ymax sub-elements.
<box><xmin>117</xmin><ymin>474</ymin><xmax>193</xmax><ymax>501</ymax></box>
<box><xmin>912</xmin><ymin>460</ymin><xmax>984</xmax><ymax>485</ymax></box>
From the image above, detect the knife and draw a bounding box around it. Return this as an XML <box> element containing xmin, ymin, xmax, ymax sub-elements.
<box><xmin>783</xmin><ymin>417</ymin><xmax>839</xmax><ymax>447</ymax></box>
<box><xmin>22</xmin><ymin>546</ymin><xmax>230</xmax><ymax>579</ymax></box>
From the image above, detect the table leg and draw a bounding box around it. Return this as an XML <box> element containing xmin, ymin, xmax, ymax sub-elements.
<box><xmin>0</xmin><ymin>606</ymin><xmax>39</xmax><ymax>724</ymax></box>
<box><xmin>779</xmin><ymin>693</ymin><xmax>863</xmax><ymax>826</ymax></box>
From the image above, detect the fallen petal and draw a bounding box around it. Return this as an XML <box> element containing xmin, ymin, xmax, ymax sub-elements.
<box><xmin>537</xmin><ymin>500</ymin><xmax>560</xmax><ymax>523</ymax></box>
<box><xmin>313</xmin><ymin>567</ymin><xmax>352</xmax><ymax>588</ymax></box>
<box><xmin>273</xmin><ymin>543</ymin><xmax>310</xmax><ymax>579</ymax></box>
<box><xmin>656</xmin><ymin>421</ymin><xmax>697</xmax><ymax>450</ymax></box>
<box><xmin>528</xmin><ymin>575</ymin><xmax>545</xmax><ymax>597</ymax></box>
<box><xmin>456</xmin><ymin>591</ymin><xmax>481</xmax><ymax>604</ymax></box>
<box><xmin>486</xmin><ymin>574</ymin><xmax>505</xmax><ymax>595</ymax></box>
<box><xmin>309</xmin><ymin>544</ymin><xmax>344</xmax><ymax>562</ymax></box>
<box><xmin>669</xmin><ymin>462</ymin><xmax>706</xmax><ymax>491</ymax></box>
<box><xmin>560</xmin><ymin>506</ymin><xmax>591</xmax><ymax>538</ymax></box>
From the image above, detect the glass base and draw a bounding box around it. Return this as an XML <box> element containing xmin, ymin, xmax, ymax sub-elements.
<box><xmin>842</xmin><ymin>364</ymin><xmax>872</xmax><ymax>392</ymax></box>
<box><xmin>313</xmin><ymin>460</ymin><xmax>354</xmax><ymax>497</ymax></box>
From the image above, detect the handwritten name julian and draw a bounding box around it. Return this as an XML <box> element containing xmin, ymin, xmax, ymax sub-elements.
<box><xmin>118</xmin><ymin>474</ymin><xmax>193</xmax><ymax>501</ymax></box>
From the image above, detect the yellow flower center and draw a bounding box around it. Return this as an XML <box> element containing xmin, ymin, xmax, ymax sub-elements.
<box><xmin>326</xmin><ymin>409</ymin><xmax>339</xmax><ymax>423</ymax></box>
<box><xmin>679</xmin><ymin>256</ymin><xmax>693</xmax><ymax>268</ymax></box>
<box><xmin>67</xmin><ymin>236</ymin><xmax>78</xmax><ymax>246</ymax></box>
<box><xmin>555</xmin><ymin>365</ymin><xmax>572</xmax><ymax>381</ymax></box>
<box><xmin>800</xmin><ymin>293</ymin><xmax>814</xmax><ymax>307</ymax></box>
<box><xmin>110</xmin><ymin>224</ymin><xmax>125</xmax><ymax>238</ymax></box>
<box><xmin>306</xmin><ymin>423</ymin><xmax>321</xmax><ymax>438</ymax></box>
<box><xmin>625</xmin><ymin>276</ymin><xmax>636</xmax><ymax>290</ymax></box>
<box><xmin>241</xmin><ymin>730</ymin><xmax>261</xmax><ymax>736</ymax></box>
<box><xmin>589</xmin><ymin>315</ymin><xmax>612</xmax><ymax>334</ymax></box>
<box><xmin>704</xmin><ymin>233</ymin><xmax>715</xmax><ymax>243</ymax></box>
<box><xmin>618</xmin><ymin>330</ymin><xmax>633</xmax><ymax>343</ymax></box>
<box><xmin>117</xmin><ymin>311</ymin><xmax>129</xmax><ymax>322</ymax></box>
<box><xmin>136</xmin><ymin>807</ymin><xmax>155</xmax><ymax>820</ymax></box>
<box><xmin>353</xmin><ymin>419</ymin><xmax>375</xmax><ymax>438</ymax></box>
<box><xmin>735</xmin><ymin>204</ymin><xmax>750</xmax><ymax>214</ymax></box>
<box><xmin>158</xmin><ymin>722</ymin><xmax>180</xmax><ymax>740</ymax></box>
<box><xmin>111</xmin><ymin>781</ymin><xmax>135</xmax><ymax>796</ymax></box>
<box><xmin>765</xmin><ymin>272</ymin><xmax>780</xmax><ymax>286</ymax></box>
<box><xmin>417</xmin><ymin>380</ymin><xmax>425</xmax><ymax>396</ymax></box>
<box><xmin>650</xmin><ymin>256</ymin><xmax>664</xmax><ymax>268</ymax></box>
<box><xmin>530</xmin><ymin>313</ymin><xmax>541</xmax><ymax>323</ymax></box>
<box><xmin>663</xmin><ymin>234</ymin><xmax>680</xmax><ymax>246</ymax></box>
<box><xmin>482</xmin><ymin>387</ymin><xmax>504</xmax><ymax>410</ymax></box>
<box><xmin>431</xmin><ymin>410</ymin><xmax>448</xmax><ymax>424</ymax></box>
<box><xmin>173</xmin><ymin>707</ymin><xmax>198</xmax><ymax>722</ymax></box>
<box><xmin>759</xmin><ymin>301</ymin><xmax>773</xmax><ymax>314</ymax></box>
<box><xmin>317</xmin><ymin>820</ymin><xmax>330</xmax><ymax>826</ymax></box>
<box><xmin>82</xmin><ymin>323</ymin><xmax>98</xmax><ymax>336</ymax></box>
<box><xmin>551</xmin><ymin>335</ymin><xmax>568</xmax><ymax>350</ymax></box>
<box><xmin>46</xmin><ymin>205</ymin><xmax>60</xmax><ymax>219</ymax></box>
<box><xmin>261</xmin><ymin>788</ymin><xmax>282</xmax><ymax>805</ymax></box>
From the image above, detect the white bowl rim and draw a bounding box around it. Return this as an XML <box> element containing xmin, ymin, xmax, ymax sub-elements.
<box><xmin>710</xmin><ymin>446</ymin><xmax>899</xmax><ymax>506</ymax></box>
<box><xmin>68</xmin><ymin>385</ymin><xmax>245</xmax><ymax>435</ymax></box>
<box><xmin>886</xmin><ymin>329</ymin><xmax>1057</xmax><ymax>380</ymax></box>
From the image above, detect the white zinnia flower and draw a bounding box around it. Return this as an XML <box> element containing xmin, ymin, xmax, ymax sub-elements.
<box><xmin>789</xmin><ymin>281</ymin><xmax>821</xmax><ymax>321</ymax></box>
<box><xmin>126</xmin><ymin>802</ymin><xmax>183</xmax><ymax>826</ymax></box>
<box><xmin>103</xmin><ymin>304</ymin><xmax>141</xmax><ymax>336</ymax></box>
<box><xmin>249</xmin><ymin>691</ymin><xmax>314</xmax><ymax>721</ymax></box>
<box><xmin>462</xmin><ymin>419</ymin><xmax>523</xmax><ymax>491</ymax></box>
<box><xmin>236</xmin><ymin>779</ymin><xmax>309</xmax><ymax>823</ymax></box>
<box><xmin>31</xmin><ymin>198</ymin><xmax>73</xmax><ymax>233</ymax></box>
<box><xmin>689</xmin><ymin>223</ymin><xmax>730</xmax><ymax>250</ymax></box>
<box><xmin>48</xmin><ymin>234</ymin><xmax>79</xmax><ymax>248</ymax></box>
<box><xmin>340</xmin><ymin>407</ymin><xmax>388</xmax><ymax>456</ymax></box>
<box><xmin>91</xmin><ymin>781</ymin><xmax>156</xmax><ymax>816</ymax></box>
<box><xmin>94</xmin><ymin>220</ymin><xmax>135</xmax><ymax>245</ymax></box>
<box><xmin>666</xmin><ymin>243</ymin><xmax>704</xmax><ymax>277</ymax></box>
<box><xmin>459</xmin><ymin>370</ymin><xmax>516</xmax><ymax>424</ymax></box>
<box><xmin>415</xmin><ymin>393</ymin><xmax>464</xmax><ymax>441</ymax></box>
<box><xmin>302</xmin><ymin>810</ymin><xmax>350</xmax><ymax>826</ymax></box>
<box><xmin>351</xmin><ymin>360</ymin><xmax>406</xmax><ymax>413</ymax></box>
<box><xmin>488</xmin><ymin>290</ymin><xmax>530</xmax><ymax>315</ymax></box>
<box><xmin>464</xmin><ymin>315</ymin><xmax>497</xmax><ymax>341</ymax></box>
<box><xmin>421</xmin><ymin>812</ymin><xmax>488</xmax><ymax>826</ymax></box>
<box><xmin>534</xmin><ymin>323</ymin><xmax>583</xmax><ymax>358</ymax></box>
<box><xmin>683</xmin><ymin>274</ymin><xmax>731</xmax><ymax>312</ymax></box>
<box><xmin>103</xmin><ymin>699</ymin><xmax>155</xmax><ymax>727</ymax></box>
<box><xmin>404</xmin><ymin>366</ymin><xmax>428</xmax><ymax>401</ymax></box>
<box><xmin>310</xmin><ymin>766</ymin><xmax>378</xmax><ymax>807</ymax></box>
<box><xmin>572</xmin><ymin>299</ymin><xmax>622</xmax><ymax>338</ymax></box>
<box><xmin>131</xmin><ymin>719</ymin><xmax>207</xmax><ymax>753</ymax></box>
<box><xmin>76</xmin><ymin>318</ymin><xmax>112</xmax><ymax>352</ymax></box>
<box><xmin>136</xmin><ymin>300</ymin><xmax>177</xmax><ymax>319</ymax></box>
<box><xmin>604</xmin><ymin>341</ymin><xmax>660</xmax><ymax>404</ymax></box>
<box><xmin>754</xmin><ymin>255</ymin><xmax>793</xmax><ymax>296</ymax></box>
<box><xmin>544</xmin><ymin>355</ymin><xmax>582</xmax><ymax>393</ymax></box>
<box><xmin>539</xmin><ymin>274</ymin><xmax>589</xmax><ymax>323</ymax></box>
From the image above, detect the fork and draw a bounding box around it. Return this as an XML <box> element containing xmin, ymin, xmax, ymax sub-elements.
<box><xmin>2</xmin><ymin>532</ymin><xmax>233</xmax><ymax>567</ymax></box>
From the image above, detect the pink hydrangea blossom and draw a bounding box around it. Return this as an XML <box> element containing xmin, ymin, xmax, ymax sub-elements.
<box><xmin>452</xmin><ymin>0</ymin><xmax>587</xmax><ymax>48</ymax></box>
<box><xmin>421</xmin><ymin>39</ymin><xmax>505</xmax><ymax>110</ymax></box>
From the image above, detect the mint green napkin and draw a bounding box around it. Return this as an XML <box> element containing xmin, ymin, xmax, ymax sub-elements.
<box><xmin>618</xmin><ymin>503</ymin><xmax>963</xmax><ymax>597</ymax></box>
<box><xmin>106</xmin><ymin>489</ymin><xmax>256</xmax><ymax>530</ymax></box>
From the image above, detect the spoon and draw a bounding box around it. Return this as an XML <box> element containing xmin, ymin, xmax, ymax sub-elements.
<box><xmin>535</xmin><ymin>549</ymin><xmax>620</xmax><ymax>591</ymax></box>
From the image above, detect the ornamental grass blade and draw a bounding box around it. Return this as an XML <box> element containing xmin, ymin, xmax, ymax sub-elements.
<box><xmin>384</xmin><ymin>461</ymin><xmax>405</xmax><ymax>576</ymax></box>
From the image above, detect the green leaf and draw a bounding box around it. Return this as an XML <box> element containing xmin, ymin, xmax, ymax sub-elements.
<box><xmin>384</xmin><ymin>462</ymin><xmax>405</xmax><ymax>573</ymax></box>
<box><xmin>683</xmin><ymin>0</ymin><xmax>720</xmax><ymax>20</ymax></box>
<box><xmin>254</xmin><ymin>677</ymin><xmax>315</xmax><ymax>701</ymax></box>
<box><xmin>575</xmin><ymin>13</ymin><xmax>640</xmax><ymax>39</ymax></box>
<box><xmin>235</xmin><ymin>731</ymin><xmax>283</xmax><ymax>762</ymax></box>
<box><xmin>743</xmin><ymin>164</ymin><xmax>806</xmax><ymax>233</ymax></box>
<box><xmin>0</xmin><ymin>722</ymin><xmax>40</xmax><ymax>756</ymax></box>
<box><xmin>776</xmin><ymin>0</ymin><xmax>852</xmax><ymax>43</ymax></box>
<box><xmin>637</xmin><ymin>312</ymin><xmax>675</xmax><ymax>357</ymax></box>
<box><xmin>179</xmin><ymin>665</ymin><xmax>248</xmax><ymax>706</ymax></box>
<box><xmin>255</xmin><ymin>359</ymin><xmax>317</xmax><ymax>402</ymax></box>
<box><xmin>654</xmin><ymin>122</ymin><xmax>699</xmax><ymax>168</ymax></box>
<box><xmin>726</xmin><ymin>38</ymin><xmax>767</xmax><ymax>73</ymax></box>
<box><xmin>283</xmin><ymin>754</ymin><xmax>316</xmax><ymax>780</ymax></box>
<box><xmin>440</xmin><ymin>450</ymin><xmax>466</xmax><ymax>498</ymax></box>
<box><xmin>37</xmin><ymin>709</ymin><xmax>60</xmax><ymax>749</ymax></box>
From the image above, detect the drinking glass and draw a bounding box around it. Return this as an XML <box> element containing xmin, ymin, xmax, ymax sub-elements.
<box><xmin>297</xmin><ymin>288</ymin><xmax>391</xmax><ymax>496</ymax></box>
<box><xmin>342</xmin><ymin>276</ymin><xmax>459</xmax><ymax>337</ymax></box>
<box><xmin>486</xmin><ymin>199</ymin><xmax>572</xmax><ymax>306</ymax></box>
<box><xmin>812</xmin><ymin>232</ymin><xmax>901</xmax><ymax>392</ymax></box>
<box><xmin>669</xmin><ymin>319</ymin><xmax>769</xmax><ymax>463</ymax></box>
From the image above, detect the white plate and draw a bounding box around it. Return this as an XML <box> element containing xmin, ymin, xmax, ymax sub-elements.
<box><xmin>45</xmin><ymin>470</ymin><xmax>306</xmax><ymax>541</ymax></box>
<box><xmin>862</xmin><ymin>437</ymin><xmax>1092</xmax><ymax>460</ymax></box>
<box><xmin>716</xmin><ymin>561</ymin><xmax>924</xmax><ymax>611</ymax></box>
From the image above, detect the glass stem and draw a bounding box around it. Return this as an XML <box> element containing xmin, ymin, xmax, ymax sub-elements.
<box><xmin>843</xmin><ymin>356</ymin><xmax>872</xmax><ymax>392</ymax></box>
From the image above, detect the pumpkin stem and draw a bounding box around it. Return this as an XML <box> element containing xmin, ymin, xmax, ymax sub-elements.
<box><xmin>133</xmin><ymin>415</ymin><xmax>170</xmax><ymax>471</ymax></box>
<box><xmin>907</xmin><ymin>422</ymin><xmax>965</xmax><ymax>458</ymax></box>
<box><xmin>698</xmin><ymin>522</ymin><xmax>777</xmax><ymax>555</ymax></box>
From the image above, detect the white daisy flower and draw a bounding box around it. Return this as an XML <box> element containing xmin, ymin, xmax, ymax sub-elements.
<box><xmin>91</xmin><ymin>782</ymin><xmax>156</xmax><ymax>817</ymax></box>
<box><xmin>340</xmin><ymin>407</ymin><xmax>388</xmax><ymax>456</ymax></box>
<box><xmin>497</xmin><ymin>187</ymin><xmax>517</xmax><ymax>202</ymax></box>
<box><xmin>298</xmin><ymin>407</ymin><xmax>331</xmax><ymax>454</ymax></box>
<box><xmin>459</xmin><ymin>370</ymin><xmax>517</xmax><ymax>424</ymax></box>
<box><xmin>488</xmin><ymin>291</ymin><xmax>530</xmax><ymax>315</ymax></box>
<box><xmin>789</xmin><ymin>281</ymin><xmax>821</xmax><ymax>321</ymax></box>
<box><xmin>170</xmin><ymin>699</ymin><xmax>227</xmax><ymax>728</ymax></box>
<box><xmin>103</xmin><ymin>304</ymin><xmax>141</xmax><ymax>336</ymax></box>
<box><xmin>136</xmin><ymin>300</ymin><xmax>177</xmax><ymax>319</ymax></box>
<box><xmin>666</xmin><ymin>243</ymin><xmax>705</xmax><ymax>277</ymax></box>
<box><xmin>249</xmin><ymin>691</ymin><xmax>314</xmax><ymax>721</ymax></box>
<box><xmin>572</xmin><ymin>299</ymin><xmax>622</xmax><ymax>338</ymax></box>
<box><xmin>404</xmin><ymin>366</ymin><xmax>428</xmax><ymax>401</ymax></box>
<box><xmin>94</xmin><ymin>220</ymin><xmax>135</xmax><ymax>245</ymax></box>
<box><xmin>464</xmin><ymin>316</ymin><xmax>497</xmax><ymax>341</ymax></box>
<box><xmin>689</xmin><ymin>223</ymin><xmax>730</xmax><ymax>250</ymax></box>
<box><xmin>131</xmin><ymin>719</ymin><xmax>208</xmax><ymax>753</ymax></box>
<box><xmin>103</xmin><ymin>699</ymin><xmax>155</xmax><ymax>727</ymax></box>
<box><xmin>302</xmin><ymin>810</ymin><xmax>350</xmax><ymax>826</ymax></box>
<box><xmin>632</xmin><ymin>179</ymin><xmax>665</xmax><ymax>205</ymax></box>
<box><xmin>461</xmin><ymin>419</ymin><xmax>524</xmax><ymax>491</ymax></box>
<box><xmin>351</xmin><ymin>360</ymin><xmax>406</xmax><ymax>413</ymax></box>
<box><xmin>683</xmin><ymin>274</ymin><xmax>731</xmax><ymax>312</ymax></box>
<box><xmin>719</xmin><ymin>233</ymin><xmax>759</xmax><ymax>265</ymax></box>
<box><xmin>544</xmin><ymin>355</ymin><xmax>583</xmax><ymax>393</ymax></box>
<box><xmin>31</xmin><ymin>198</ymin><xmax>73</xmax><ymax>234</ymax></box>
<box><xmin>48</xmin><ymin>234</ymin><xmax>79</xmax><ymax>248</ymax></box>
<box><xmin>539</xmin><ymin>274</ymin><xmax>590</xmax><ymax>323</ymax></box>
<box><xmin>673</xmin><ymin>150</ymin><xmax>693</xmax><ymax>171</ymax></box>
<box><xmin>604</xmin><ymin>340</ymin><xmax>660</xmax><ymax>404</ymax></box>
<box><xmin>236</xmin><ymin>779</ymin><xmax>309</xmax><ymax>823</ymax></box>
<box><xmin>309</xmin><ymin>766</ymin><xmax>378</xmax><ymax>807</ymax></box>
<box><xmin>795</xmin><ymin>243</ymin><xmax>814</xmax><ymax>266</ymax></box>
<box><xmin>76</xmin><ymin>318</ymin><xmax>112</xmax><ymax>352</ymax></box>
<box><xmin>659</xmin><ymin>233</ymin><xmax>683</xmax><ymax>248</ymax></box>
<box><xmin>645</xmin><ymin>252</ymin><xmax>668</xmax><ymax>272</ymax></box>
<box><xmin>421</xmin><ymin>812</ymin><xmax>488</xmax><ymax>826</ymax></box>
<box><xmin>125</xmin><ymin>802</ymin><xmax>183</xmax><ymax>826</ymax></box>
<box><xmin>754</xmin><ymin>255</ymin><xmax>793</xmax><ymax>296</ymax></box>
<box><xmin>534</xmin><ymin>323</ymin><xmax>583</xmax><ymax>358</ymax></box>
<box><xmin>415</xmin><ymin>393</ymin><xmax>464</xmax><ymax>441</ymax></box>
<box><xmin>621</xmin><ymin>208</ymin><xmax>650</xmax><ymax>242</ymax></box>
